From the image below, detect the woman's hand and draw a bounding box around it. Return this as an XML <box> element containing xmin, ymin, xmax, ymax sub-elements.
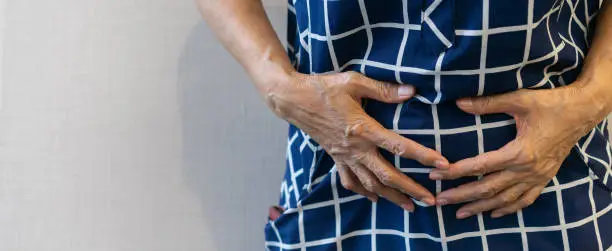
<box><xmin>266</xmin><ymin>71</ymin><xmax>449</xmax><ymax>211</ymax></box>
<box><xmin>429</xmin><ymin>82</ymin><xmax>610</xmax><ymax>219</ymax></box>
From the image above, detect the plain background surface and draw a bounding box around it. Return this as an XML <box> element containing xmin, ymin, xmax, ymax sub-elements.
<box><xmin>0</xmin><ymin>1</ymin><xmax>610</xmax><ymax>251</ymax></box>
<box><xmin>0</xmin><ymin>0</ymin><xmax>287</xmax><ymax>251</ymax></box>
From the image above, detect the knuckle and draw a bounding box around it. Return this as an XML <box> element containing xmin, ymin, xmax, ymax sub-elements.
<box><xmin>352</xmin><ymin>152</ymin><xmax>369</xmax><ymax>163</ymax></box>
<box><xmin>265</xmin><ymin>92</ymin><xmax>288</xmax><ymax>118</ymax></box>
<box><xmin>362</xmin><ymin>179</ymin><xmax>378</xmax><ymax>192</ymax></box>
<box><xmin>345</xmin><ymin>120</ymin><xmax>368</xmax><ymax>138</ymax></box>
<box><xmin>500</xmin><ymin>195</ymin><xmax>513</xmax><ymax>204</ymax></box>
<box><xmin>379</xmin><ymin>138</ymin><xmax>406</xmax><ymax>156</ymax></box>
<box><xmin>376</xmin><ymin>83</ymin><xmax>394</xmax><ymax>100</ymax></box>
<box><xmin>327</xmin><ymin>144</ymin><xmax>349</xmax><ymax>156</ymax></box>
<box><xmin>340</xmin><ymin>72</ymin><xmax>360</xmax><ymax>86</ymax></box>
<box><xmin>478</xmin><ymin>186</ymin><xmax>496</xmax><ymax>198</ymax></box>
<box><xmin>341</xmin><ymin>179</ymin><xmax>356</xmax><ymax>191</ymax></box>
<box><xmin>480</xmin><ymin>97</ymin><xmax>494</xmax><ymax>110</ymax></box>
<box><xmin>390</xmin><ymin>141</ymin><xmax>407</xmax><ymax>156</ymax></box>
<box><xmin>377</xmin><ymin>172</ymin><xmax>396</xmax><ymax>186</ymax></box>
<box><xmin>519</xmin><ymin>197</ymin><xmax>536</xmax><ymax>207</ymax></box>
<box><xmin>512</xmin><ymin>145</ymin><xmax>537</xmax><ymax>166</ymax></box>
<box><xmin>474</xmin><ymin>156</ymin><xmax>489</xmax><ymax>175</ymax></box>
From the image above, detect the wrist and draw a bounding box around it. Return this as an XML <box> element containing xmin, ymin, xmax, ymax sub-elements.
<box><xmin>571</xmin><ymin>78</ymin><xmax>612</xmax><ymax>125</ymax></box>
<box><xmin>578</xmin><ymin>49</ymin><xmax>612</xmax><ymax>115</ymax></box>
<box><xmin>247</xmin><ymin>52</ymin><xmax>297</xmax><ymax>97</ymax></box>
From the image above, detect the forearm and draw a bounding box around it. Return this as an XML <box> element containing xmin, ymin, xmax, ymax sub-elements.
<box><xmin>579</xmin><ymin>0</ymin><xmax>612</xmax><ymax>116</ymax></box>
<box><xmin>196</xmin><ymin>0</ymin><xmax>294</xmax><ymax>94</ymax></box>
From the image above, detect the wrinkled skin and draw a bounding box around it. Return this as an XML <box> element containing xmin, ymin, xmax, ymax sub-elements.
<box><xmin>430</xmin><ymin>82</ymin><xmax>608</xmax><ymax>219</ymax></box>
<box><xmin>266</xmin><ymin>71</ymin><xmax>450</xmax><ymax>211</ymax></box>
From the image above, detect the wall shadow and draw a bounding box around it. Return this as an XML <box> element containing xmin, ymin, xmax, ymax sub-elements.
<box><xmin>176</xmin><ymin>16</ymin><xmax>287</xmax><ymax>251</ymax></box>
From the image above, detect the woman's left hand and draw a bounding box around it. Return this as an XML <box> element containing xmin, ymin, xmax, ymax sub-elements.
<box><xmin>429</xmin><ymin>82</ymin><xmax>609</xmax><ymax>219</ymax></box>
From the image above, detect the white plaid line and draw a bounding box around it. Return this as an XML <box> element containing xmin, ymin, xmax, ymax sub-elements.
<box><xmin>395</xmin><ymin>0</ymin><xmax>411</xmax><ymax>85</ymax></box>
<box><xmin>475</xmin><ymin>0</ymin><xmax>491</xmax><ymax>249</ymax></box>
<box><xmin>266</xmin><ymin>203</ymin><xmax>612</xmax><ymax>249</ymax></box>
<box><xmin>423</xmin><ymin>16</ymin><xmax>453</xmax><ymax>48</ymax></box>
<box><xmin>308</xmin><ymin>23</ymin><xmax>421</xmax><ymax>42</ymax></box>
<box><xmin>266</xmin><ymin>229</ymin><xmax>443</xmax><ymax>250</ymax></box>
<box><xmin>603</xmin><ymin>142</ymin><xmax>612</xmax><ymax>185</ymax></box>
<box><xmin>306</xmin><ymin>0</ymin><xmax>312</xmax><ymax>73</ymax></box>
<box><xmin>552</xmin><ymin>177</ymin><xmax>570</xmax><ymax>250</ymax></box>
<box><xmin>371</xmin><ymin>201</ymin><xmax>377</xmax><ymax>251</ymax></box>
<box><xmin>516</xmin><ymin>210</ymin><xmax>528</xmax><ymax>251</ymax></box>
<box><xmin>404</xmin><ymin>209</ymin><xmax>411</xmax><ymax>251</ymax></box>
<box><xmin>588</xmin><ymin>177</ymin><xmax>604</xmax><ymax>251</ymax></box>
<box><xmin>323</xmin><ymin>0</ymin><xmax>339</xmax><ymax>71</ymax></box>
<box><xmin>270</xmin><ymin>221</ymin><xmax>285</xmax><ymax>251</ymax></box>
<box><xmin>281</xmin><ymin>181</ymin><xmax>291</xmax><ymax>209</ymax></box>
<box><xmin>298</xmin><ymin>201</ymin><xmax>306</xmax><ymax>251</ymax></box>
<box><xmin>288</xmin><ymin>3</ymin><xmax>296</xmax><ymax>15</ymax></box>
<box><xmin>399</xmin><ymin>168</ymin><xmax>434</xmax><ymax>174</ymax></box>
<box><xmin>531</xmin><ymin>14</ymin><xmax>562</xmax><ymax>89</ymax></box>
<box><xmin>330</xmin><ymin>167</ymin><xmax>343</xmax><ymax>251</ymax></box>
<box><xmin>542</xmin><ymin>176</ymin><xmax>592</xmax><ymax>194</ymax></box>
<box><xmin>308</xmin><ymin>4</ymin><xmax>561</xmax><ymax>41</ymax></box>
<box><xmin>356</xmin><ymin>2</ymin><xmax>377</xmax><ymax>250</ymax></box>
<box><xmin>516</xmin><ymin>0</ymin><xmax>535</xmax><ymax>89</ymax></box>
<box><xmin>585</xmin><ymin>0</ymin><xmax>592</xmax><ymax>28</ymax></box>
<box><xmin>432</xmin><ymin>94</ymin><xmax>447</xmax><ymax>251</ymax></box>
<box><xmin>299</xmin><ymin>30</ymin><xmax>309</xmax><ymax>52</ymax></box>
<box><xmin>546</xmin><ymin>1</ymin><xmax>587</xmax><ymax>84</ymax></box>
<box><xmin>442</xmin><ymin>202</ymin><xmax>612</xmax><ymax>242</ymax></box>
<box><xmin>327</xmin><ymin>42</ymin><xmax>564</xmax><ymax>77</ymax></box>
<box><xmin>396</xmin><ymin>119</ymin><xmax>515</xmax><ymax>135</ymax></box>
<box><xmin>305</xmin><ymin>151</ymin><xmax>317</xmax><ymax>193</ymax></box>
<box><xmin>357</xmin><ymin>0</ymin><xmax>373</xmax><ymax>75</ymax></box>
<box><xmin>565</xmin><ymin>0</ymin><xmax>589</xmax><ymax>41</ymax></box>
<box><xmin>598</xmin><ymin>118</ymin><xmax>608</xmax><ymax>134</ymax></box>
<box><xmin>393</xmin><ymin>0</ymin><xmax>411</xmax><ymax>238</ymax></box>
<box><xmin>288</xmin><ymin>132</ymin><xmax>301</xmax><ymax>200</ymax></box>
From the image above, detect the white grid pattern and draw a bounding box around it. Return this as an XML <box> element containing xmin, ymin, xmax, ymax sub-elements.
<box><xmin>266</xmin><ymin>175</ymin><xmax>612</xmax><ymax>249</ymax></box>
<box><xmin>268</xmin><ymin>0</ymin><xmax>612</xmax><ymax>250</ymax></box>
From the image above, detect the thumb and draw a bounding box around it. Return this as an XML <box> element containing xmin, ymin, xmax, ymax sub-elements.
<box><xmin>457</xmin><ymin>93</ymin><xmax>521</xmax><ymax>115</ymax></box>
<box><xmin>347</xmin><ymin>73</ymin><xmax>415</xmax><ymax>103</ymax></box>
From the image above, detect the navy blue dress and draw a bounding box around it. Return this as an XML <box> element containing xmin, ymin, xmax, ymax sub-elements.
<box><xmin>265</xmin><ymin>0</ymin><xmax>612</xmax><ymax>250</ymax></box>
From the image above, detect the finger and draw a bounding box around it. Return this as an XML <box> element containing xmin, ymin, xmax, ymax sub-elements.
<box><xmin>364</xmin><ymin>152</ymin><xmax>436</xmax><ymax>206</ymax></box>
<box><xmin>353</xmin><ymin>118</ymin><xmax>449</xmax><ymax>169</ymax></box>
<box><xmin>343</xmin><ymin>72</ymin><xmax>416</xmax><ymax>102</ymax></box>
<box><xmin>490</xmin><ymin>185</ymin><xmax>545</xmax><ymax>218</ymax></box>
<box><xmin>351</xmin><ymin>164</ymin><xmax>415</xmax><ymax>212</ymax></box>
<box><xmin>429</xmin><ymin>143</ymin><xmax>518</xmax><ymax>180</ymax></box>
<box><xmin>337</xmin><ymin>164</ymin><xmax>378</xmax><ymax>202</ymax></box>
<box><xmin>436</xmin><ymin>171</ymin><xmax>519</xmax><ymax>206</ymax></box>
<box><xmin>456</xmin><ymin>91</ymin><xmax>526</xmax><ymax>115</ymax></box>
<box><xmin>454</xmin><ymin>183</ymin><xmax>530</xmax><ymax>219</ymax></box>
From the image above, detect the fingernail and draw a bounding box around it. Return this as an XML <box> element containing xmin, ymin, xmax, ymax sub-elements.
<box><xmin>401</xmin><ymin>204</ymin><xmax>415</xmax><ymax>212</ymax></box>
<box><xmin>491</xmin><ymin>212</ymin><xmax>503</xmax><ymax>218</ymax></box>
<box><xmin>457</xmin><ymin>211</ymin><xmax>471</xmax><ymax>219</ymax></box>
<box><xmin>367</xmin><ymin>195</ymin><xmax>379</xmax><ymax>203</ymax></box>
<box><xmin>398</xmin><ymin>86</ymin><xmax>415</xmax><ymax>98</ymax></box>
<box><xmin>437</xmin><ymin>198</ymin><xmax>448</xmax><ymax>206</ymax></box>
<box><xmin>434</xmin><ymin>160</ymin><xmax>449</xmax><ymax>169</ymax></box>
<box><xmin>457</xmin><ymin>98</ymin><xmax>473</xmax><ymax>109</ymax></box>
<box><xmin>423</xmin><ymin>197</ymin><xmax>436</xmax><ymax>206</ymax></box>
<box><xmin>429</xmin><ymin>172</ymin><xmax>443</xmax><ymax>180</ymax></box>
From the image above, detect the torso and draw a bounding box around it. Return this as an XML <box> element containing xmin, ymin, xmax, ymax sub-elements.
<box><xmin>266</xmin><ymin>1</ymin><xmax>612</xmax><ymax>250</ymax></box>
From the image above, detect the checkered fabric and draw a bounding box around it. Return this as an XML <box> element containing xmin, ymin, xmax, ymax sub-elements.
<box><xmin>265</xmin><ymin>0</ymin><xmax>612</xmax><ymax>250</ymax></box>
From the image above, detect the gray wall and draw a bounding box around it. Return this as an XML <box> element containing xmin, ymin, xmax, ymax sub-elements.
<box><xmin>0</xmin><ymin>0</ymin><xmax>287</xmax><ymax>250</ymax></box>
<box><xmin>0</xmin><ymin>1</ymin><xmax>610</xmax><ymax>251</ymax></box>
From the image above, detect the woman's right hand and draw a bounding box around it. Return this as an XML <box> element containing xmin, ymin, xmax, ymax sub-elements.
<box><xmin>264</xmin><ymin>71</ymin><xmax>449</xmax><ymax>211</ymax></box>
